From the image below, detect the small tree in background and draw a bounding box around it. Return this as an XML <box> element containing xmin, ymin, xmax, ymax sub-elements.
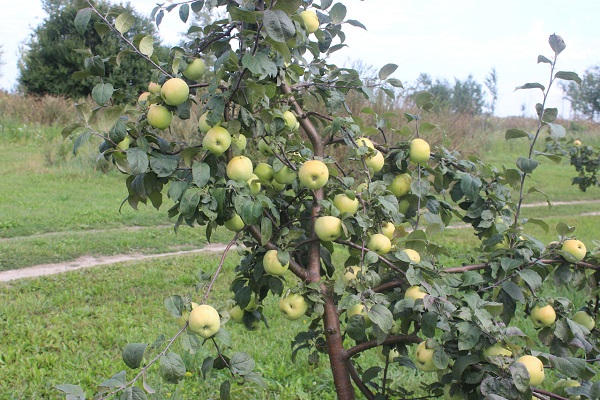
<box><xmin>563</xmin><ymin>65</ymin><xmax>600</xmax><ymax>121</ymax></box>
<box><xmin>485</xmin><ymin>67</ymin><xmax>498</xmax><ymax>115</ymax></box>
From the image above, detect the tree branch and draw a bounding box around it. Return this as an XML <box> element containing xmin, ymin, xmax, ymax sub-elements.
<box><xmin>344</xmin><ymin>334</ymin><xmax>422</xmax><ymax>359</ymax></box>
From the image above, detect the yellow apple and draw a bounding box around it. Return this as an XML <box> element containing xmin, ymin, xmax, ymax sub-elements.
<box><xmin>403</xmin><ymin>249</ymin><xmax>421</xmax><ymax>263</ymax></box>
<box><xmin>409</xmin><ymin>138</ymin><xmax>430</xmax><ymax>164</ymax></box>
<box><xmin>282</xmin><ymin>110</ymin><xmax>298</xmax><ymax>129</ymax></box>
<box><xmin>263</xmin><ymin>249</ymin><xmax>289</xmax><ymax>276</ymax></box>
<box><xmin>347</xmin><ymin>304</ymin><xmax>371</xmax><ymax>326</ymax></box>
<box><xmin>273</xmin><ymin>165</ymin><xmax>297</xmax><ymax>185</ymax></box>
<box><xmin>228</xmin><ymin>305</ymin><xmax>244</xmax><ymax>324</ymax></box>
<box><xmin>356</xmin><ymin>137</ymin><xmax>375</xmax><ymax>149</ymax></box>
<box><xmin>342</xmin><ymin>266</ymin><xmax>361</xmax><ymax>284</ymax></box>
<box><xmin>572</xmin><ymin>310</ymin><xmax>595</xmax><ymax>330</ymax></box>
<box><xmin>300</xmin><ymin>10</ymin><xmax>319</xmax><ymax>34</ymax></box>
<box><xmin>188</xmin><ymin>304</ymin><xmax>221</xmax><ymax>339</ymax></box>
<box><xmin>226</xmin><ymin>156</ymin><xmax>254</xmax><ymax>182</ymax></box>
<box><xmin>404</xmin><ymin>285</ymin><xmax>426</xmax><ymax>301</ymax></box>
<box><xmin>483</xmin><ymin>342</ymin><xmax>512</xmax><ymax>357</ymax></box>
<box><xmin>183</xmin><ymin>58</ymin><xmax>206</xmax><ymax>80</ymax></box>
<box><xmin>202</xmin><ymin>126</ymin><xmax>232</xmax><ymax>156</ymax></box>
<box><xmin>415</xmin><ymin>340</ymin><xmax>440</xmax><ymax>372</ymax></box>
<box><xmin>147</xmin><ymin>105</ymin><xmax>172</xmax><ymax>130</ymax></box>
<box><xmin>246</xmin><ymin>174</ymin><xmax>261</xmax><ymax>195</ymax></box>
<box><xmin>333</xmin><ymin>193</ymin><xmax>359</xmax><ymax>215</ymax></box>
<box><xmin>517</xmin><ymin>355</ymin><xmax>545</xmax><ymax>386</ymax></box>
<box><xmin>298</xmin><ymin>159</ymin><xmax>329</xmax><ymax>190</ymax></box>
<box><xmin>224</xmin><ymin>213</ymin><xmax>244</xmax><ymax>232</ymax></box>
<box><xmin>562</xmin><ymin>239</ymin><xmax>586</xmax><ymax>261</ymax></box>
<box><xmin>137</xmin><ymin>91</ymin><xmax>150</xmax><ymax>106</ymax></box>
<box><xmin>314</xmin><ymin>216</ymin><xmax>343</xmax><ymax>241</ymax></box>
<box><xmin>573</xmin><ymin>139</ymin><xmax>582</xmax><ymax>147</ymax></box>
<box><xmin>176</xmin><ymin>302</ymin><xmax>199</xmax><ymax>328</ymax></box>
<box><xmin>148</xmin><ymin>81</ymin><xmax>161</xmax><ymax>94</ymax></box>
<box><xmin>530</xmin><ymin>304</ymin><xmax>556</xmax><ymax>328</ymax></box>
<box><xmin>365</xmin><ymin>150</ymin><xmax>384</xmax><ymax>172</ymax></box>
<box><xmin>198</xmin><ymin>112</ymin><xmax>217</xmax><ymax>133</ymax></box>
<box><xmin>388</xmin><ymin>173</ymin><xmax>412</xmax><ymax>197</ymax></box>
<box><xmin>368</xmin><ymin>233</ymin><xmax>392</xmax><ymax>255</ymax></box>
<box><xmin>254</xmin><ymin>162</ymin><xmax>274</xmax><ymax>181</ymax></box>
<box><xmin>232</xmin><ymin>133</ymin><xmax>247</xmax><ymax>151</ymax></box>
<box><xmin>279</xmin><ymin>293</ymin><xmax>308</xmax><ymax>320</ymax></box>
<box><xmin>381</xmin><ymin>222</ymin><xmax>395</xmax><ymax>239</ymax></box>
<box><xmin>161</xmin><ymin>77</ymin><xmax>190</xmax><ymax>106</ymax></box>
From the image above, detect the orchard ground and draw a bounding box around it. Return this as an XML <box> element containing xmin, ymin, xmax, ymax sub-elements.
<box><xmin>1</xmin><ymin>118</ymin><xmax>600</xmax><ymax>398</ymax></box>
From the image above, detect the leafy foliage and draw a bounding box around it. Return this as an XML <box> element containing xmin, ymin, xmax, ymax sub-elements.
<box><xmin>563</xmin><ymin>65</ymin><xmax>600</xmax><ymax>121</ymax></box>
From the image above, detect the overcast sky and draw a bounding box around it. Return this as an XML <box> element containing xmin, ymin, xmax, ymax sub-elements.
<box><xmin>1</xmin><ymin>0</ymin><xmax>599</xmax><ymax>117</ymax></box>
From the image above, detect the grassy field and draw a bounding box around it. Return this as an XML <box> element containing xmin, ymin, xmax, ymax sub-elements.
<box><xmin>1</xmin><ymin>117</ymin><xmax>600</xmax><ymax>399</ymax></box>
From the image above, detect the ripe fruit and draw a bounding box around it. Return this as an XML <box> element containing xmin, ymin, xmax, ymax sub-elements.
<box><xmin>404</xmin><ymin>286</ymin><xmax>427</xmax><ymax>301</ymax></box>
<box><xmin>409</xmin><ymin>138</ymin><xmax>430</xmax><ymax>164</ymax></box>
<box><xmin>298</xmin><ymin>160</ymin><xmax>329</xmax><ymax>190</ymax></box>
<box><xmin>228</xmin><ymin>305</ymin><xmax>244</xmax><ymax>324</ymax></box>
<box><xmin>279</xmin><ymin>293</ymin><xmax>308</xmax><ymax>320</ymax></box>
<box><xmin>367</xmin><ymin>233</ymin><xmax>392</xmax><ymax>255</ymax></box>
<box><xmin>530</xmin><ymin>304</ymin><xmax>556</xmax><ymax>328</ymax></box>
<box><xmin>483</xmin><ymin>342</ymin><xmax>512</xmax><ymax>357</ymax></box>
<box><xmin>562</xmin><ymin>239</ymin><xmax>586</xmax><ymax>261</ymax></box>
<box><xmin>572</xmin><ymin>310</ymin><xmax>595</xmax><ymax>330</ymax></box>
<box><xmin>224</xmin><ymin>214</ymin><xmax>244</xmax><ymax>232</ymax></box>
<box><xmin>161</xmin><ymin>77</ymin><xmax>190</xmax><ymax>106</ymax></box>
<box><xmin>113</xmin><ymin>136</ymin><xmax>131</xmax><ymax>159</ymax></box>
<box><xmin>137</xmin><ymin>91</ymin><xmax>150</xmax><ymax>106</ymax></box>
<box><xmin>147</xmin><ymin>105</ymin><xmax>173</xmax><ymax>129</ymax></box>
<box><xmin>263</xmin><ymin>249</ymin><xmax>289</xmax><ymax>276</ymax></box>
<box><xmin>183</xmin><ymin>58</ymin><xmax>206</xmax><ymax>80</ymax></box>
<box><xmin>254</xmin><ymin>163</ymin><xmax>274</xmax><ymax>181</ymax></box>
<box><xmin>415</xmin><ymin>340</ymin><xmax>439</xmax><ymax>372</ymax></box>
<box><xmin>198</xmin><ymin>112</ymin><xmax>216</xmax><ymax>133</ymax></box>
<box><xmin>243</xmin><ymin>296</ymin><xmax>259</xmax><ymax>312</ymax></box>
<box><xmin>347</xmin><ymin>304</ymin><xmax>371</xmax><ymax>326</ymax></box>
<box><xmin>356</xmin><ymin>137</ymin><xmax>374</xmax><ymax>149</ymax></box>
<box><xmin>573</xmin><ymin>139</ymin><xmax>582</xmax><ymax>146</ymax></box>
<box><xmin>381</xmin><ymin>222</ymin><xmax>395</xmax><ymax>239</ymax></box>
<box><xmin>388</xmin><ymin>173</ymin><xmax>412</xmax><ymax>197</ymax></box>
<box><xmin>232</xmin><ymin>133</ymin><xmax>247</xmax><ymax>151</ymax></box>
<box><xmin>273</xmin><ymin>165</ymin><xmax>297</xmax><ymax>185</ymax></box>
<box><xmin>282</xmin><ymin>110</ymin><xmax>298</xmax><ymax>129</ymax></box>
<box><xmin>203</xmin><ymin>126</ymin><xmax>232</xmax><ymax>156</ymax></box>
<box><xmin>314</xmin><ymin>216</ymin><xmax>343</xmax><ymax>241</ymax></box>
<box><xmin>176</xmin><ymin>302</ymin><xmax>199</xmax><ymax>328</ymax></box>
<box><xmin>365</xmin><ymin>150</ymin><xmax>384</xmax><ymax>172</ymax></box>
<box><xmin>554</xmin><ymin>379</ymin><xmax>581</xmax><ymax>399</ymax></box>
<box><xmin>300</xmin><ymin>10</ymin><xmax>319</xmax><ymax>34</ymax></box>
<box><xmin>246</xmin><ymin>174</ymin><xmax>261</xmax><ymax>195</ymax></box>
<box><xmin>342</xmin><ymin>266</ymin><xmax>360</xmax><ymax>284</ymax></box>
<box><xmin>333</xmin><ymin>193</ymin><xmax>359</xmax><ymax>215</ymax></box>
<box><xmin>188</xmin><ymin>304</ymin><xmax>221</xmax><ymax>339</ymax></box>
<box><xmin>226</xmin><ymin>156</ymin><xmax>254</xmax><ymax>182</ymax></box>
<box><xmin>517</xmin><ymin>355</ymin><xmax>545</xmax><ymax>386</ymax></box>
<box><xmin>403</xmin><ymin>249</ymin><xmax>421</xmax><ymax>263</ymax></box>
<box><xmin>257</xmin><ymin>138</ymin><xmax>274</xmax><ymax>156</ymax></box>
<box><xmin>148</xmin><ymin>81</ymin><xmax>161</xmax><ymax>94</ymax></box>
<box><xmin>377</xmin><ymin>346</ymin><xmax>400</xmax><ymax>363</ymax></box>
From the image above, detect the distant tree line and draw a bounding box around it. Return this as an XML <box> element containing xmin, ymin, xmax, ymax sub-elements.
<box><xmin>563</xmin><ymin>65</ymin><xmax>600</xmax><ymax>122</ymax></box>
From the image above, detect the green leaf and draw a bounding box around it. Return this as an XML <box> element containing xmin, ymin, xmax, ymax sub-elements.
<box><xmin>72</xmin><ymin>129</ymin><xmax>91</xmax><ymax>156</ymax></box>
<box><xmin>549</xmin><ymin>356</ymin><xmax>594</xmax><ymax>380</ymax></box>
<box><xmin>432</xmin><ymin>345</ymin><xmax>449</xmax><ymax>370</ymax></box>
<box><xmin>456</xmin><ymin>321</ymin><xmax>480</xmax><ymax>351</ymax></box>
<box><xmin>546</xmin><ymin>122</ymin><xmax>566</xmax><ymax>138</ymax></box>
<box><xmin>115</xmin><ymin>12</ymin><xmax>135</xmax><ymax>34</ymax></box>
<box><xmin>555</xmin><ymin>71</ymin><xmax>582</xmax><ymax>86</ymax></box>
<box><xmin>421</xmin><ymin>311</ymin><xmax>438</xmax><ymax>338</ymax></box>
<box><xmin>367</xmin><ymin>304</ymin><xmax>393</xmax><ymax>333</ymax></box>
<box><xmin>55</xmin><ymin>384</ymin><xmax>85</xmax><ymax>399</ymax></box>
<box><xmin>262</xmin><ymin>10</ymin><xmax>295</xmax><ymax>43</ymax></box>
<box><xmin>502</xmin><ymin>281</ymin><xmax>525</xmax><ymax>304</ymax></box>
<box><xmin>518</xmin><ymin>269</ymin><xmax>542</xmax><ymax>290</ymax></box>
<box><xmin>150</xmin><ymin>154</ymin><xmax>179</xmax><ymax>178</ymax></box>
<box><xmin>220</xmin><ymin>380</ymin><xmax>231</xmax><ymax>400</ymax></box>
<box><xmin>92</xmin><ymin>83</ymin><xmax>114</xmax><ymax>106</ymax></box>
<box><xmin>260</xmin><ymin>217</ymin><xmax>272</xmax><ymax>246</ymax></box>
<box><xmin>122</xmin><ymin>343</ymin><xmax>147</xmax><ymax>369</ymax></box>
<box><xmin>329</xmin><ymin>3</ymin><xmax>347</xmax><ymax>24</ymax></box>
<box><xmin>505</xmin><ymin>128</ymin><xmax>530</xmax><ymax>141</ymax></box>
<box><xmin>230</xmin><ymin>352</ymin><xmax>255</xmax><ymax>376</ymax></box>
<box><xmin>386</xmin><ymin>78</ymin><xmax>403</xmax><ymax>88</ymax></box>
<box><xmin>527</xmin><ymin>187</ymin><xmax>550</xmax><ymax>207</ymax></box>
<box><xmin>345</xmin><ymin>19</ymin><xmax>367</xmax><ymax>30</ymax></box>
<box><xmin>191</xmin><ymin>1</ymin><xmax>204</xmax><ymax>12</ymax></box>
<box><xmin>139</xmin><ymin>35</ymin><xmax>154</xmax><ymax>57</ymax></box>
<box><xmin>127</xmin><ymin>148</ymin><xmax>149</xmax><ymax>175</ymax></box>
<box><xmin>160</xmin><ymin>352</ymin><xmax>186</xmax><ymax>384</ymax></box>
<box><xmin>74</xmin><ymin>8</ymin><xmax>92</xmax><ymax>35</ymax></box>
<box><xmin>164</xmin><ymin>295</ymin><xmax>184</xmax><ymax>317</ymax></box>
<box><xmin>537</xmin><ymin>55</ymin><xmax>552</xmax><ymax>64</ymax></box>
<box><xmin>192</xmin><ymin>162</ymin><xmax>211</xmax><ymax>188</ymax></box>
<box><xmin>514</xmin><ymin>82</ymin><xmax>545</xmax><ymax>91</ymax></box>
<box><xmin>179</xmin><ymin>4</ymin><xmax>190</xmax><ymax>23</ymax></box>
<box><xmin>378</xmin><ymin>63</ymin><xmax>398</xmax><ymax>80</ymax></box>
<box><xmin>119</xmin><ymin>386</ymin><xmax>147</xmax><ymax>400</ymax></box>
<box><xmin>510</xmin><ymin>362</ymin><xmax>530</xmax><ymax>393</ymax></box>
<box><xmin>272</xmin><ymin>0</ymin><xmax>302</xmax><ymax>15</ymax></box>
<box><xmin>556</xmin><ymin>222</ymin><xmax>575</xmax><ymax>237</ymax></box>
<box><xmin>460</xmin><ymin>174</ymin><xmax>481</xmax><ymax>200</ymax></box>
<box><xmin>516</xmin><ymin>157</ymin><xmax>538</xmax><ymax>174</ymax></box>
<box><xmin>99</xmin><ymin>370</ymin><xmax>127</xmax><ymax>389</ymax></box>
<box><xmin>242</xmin><ymin>53</ymin><xmax>277</xmax><ymax>79</ymax></box>
<box><xmin>542</xmin><ymin>107</ymin><xmax>558</xmax><ymax>122</ymax></box>
<box><xmin>414</xmin><ymin>91</ymin><xmax>434</xmax><ymax>111</ymax></box>
<box><xmin>524</xmin><ymin>218</ymin><xmax>549</xmax><ymax>233</ymax></box>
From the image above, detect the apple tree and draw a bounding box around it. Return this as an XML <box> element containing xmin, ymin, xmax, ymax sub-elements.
<box><xmin>58</xmin><ymin>1</ymin><xmax>600</xmax><ymax>399</ymax></box>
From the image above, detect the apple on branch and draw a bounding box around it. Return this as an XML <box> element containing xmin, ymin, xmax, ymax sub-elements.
<box><xmin>188</xmin><ymin>304</ymin><xmax>221</xmax><ymax>339</ymax></box>
<box><xmin>333</xmin><ymin>193</ymin><xmax>359</xmax><ymax>215</ymax></box>
<box><xmin>203</xmin><ymin>126</ymin><xmax>232</xmax><ymax>156</ymax></box>
<box><xmin>263</xmin><ymin>249</ymin><xmax>289</xmax><ymax>276</ymax></box>
<box><xmin>314</xmin><ymin>216</ymin><xmax>343</xmax><ymax>242</ymax></box>
<box><xmin>530</xmin><ymin>303</ymin><xmax>556</xmax><ymax>328</ymax></box>
<box><xmin>298</xmin><ymin>159</ymin><xmax>329</xmax><ymax>190</ymax></box>
<box><xmin>409</xmin><ymin>138</ymin><xmax>430</xmax><ymax>164</ymax></box>
<box><xmin>517</xmin><ymin>355</ymin><xmax>545</xmax><ymax>386</ymax></box>
<box><xmin>227</xmin><ymin>156</ymin><xmax>254</xmax><ymax>182</ymax></box>
<box><xmin>147</xmin><ymin>105</ymin><xmax>172</xmax><ymax>130</ymax></box>
<box><xmin>279</xmin><ymin>293</ymin><xmax>308</xmax><ymax>320</ymax></box>
<box><xmin>161</xmin><ymin>77</ymin><xmax>189</xmax><ymax>107</ymax></box>
<box><xmin>182</xmin><ymin>58</ymin><xmax>206</xmax><ymax>81</ymax></box>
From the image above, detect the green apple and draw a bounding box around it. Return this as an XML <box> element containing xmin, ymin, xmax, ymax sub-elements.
<box><xmin>243</xmin><ymin>296</ymin><xmax>259</xmax><ymax>312</ymax></box>
<box><xmin>147</xmin><ymin>105</ymin><xmax>173</xmax><ymax>130</ymax></box>
<box><xmin>404</xmin><ymin>285</ymin><xmax>426</xmax><ymax>301</ymax></box>
<box><xmin>254</xmin><ymin>163</ymin><xmax>274</xmax><ymax>181</ymax></box>
<box><xmin>483</xmin><ymin>342</ymin><xmax>512</xmax><ymax>357</ymax></box>
<box><xmin>347</xmin><ymin>304</ymin><xmax>371</xmax><ymax>326</ymax></box>
<box><xmin>137</xmin><ymin>91</ymin><xmax>150</xmax><ymax>106</ymax></box>
<box><xmin>562</xmin><ymin>239</ymin><xmax>586</xmax><ymax>261</ymax></box>
<box><xmin>403</xmin><ymin>249</ymin><xmax>421</xmax><ymax>263</ymax></box>
<box><xmin>517</xmin><ymin>355</ymin><xmax>545</xmax><ymax>386</ymax></box>
<box><xmin>226</xmin><ymin>156</ymin><xmax>254</xmax><ymax>182</ymax></box>
<box><xmin>270</xmin><ymin>179</ymin><xmax>287</xmax><ymax>192</ymax></box>
<box><xmin>388</xmin><ymin>173</ymin><xmax>412</xmax><ymax>197</ymax></box>
<box><xmin>176</xmin><ymin>302</ymin><xmax>199</xmax><ymax>328</ymax></box>
<box><xmin>198</xmin><ymin>112</ymin><xmax>216</xmax><ymax>133</ymax></box>
<box><xmin>273</xmin><ymin>165</ymin><xmax>296</xmax><ymax>185</ymax></box>
<box><xmin>263</xmin><ymin>249</ymin><xmax>289</xmax><ymax>276</ymax></box>
<box><xmin>183</xmin><ymin>58</ymin><xmax>206</xmax><ymax>80</ymax></box>
<box><xmin>282</xmin><ymin>110</ymin><xmax>298</xmax><ymax>129</ymax></box>
<box><xmin>415</xmin><ymin>340</ymin><xmax>440</xmax><ymax>372</ymax></box>
<box><xmin>232</xmin><ymin>133</ymin><xmax>247</xmax><ymax>151</ymax></box>
<box><xmin>161</xmin><ymin>77</ymin><xmax>190</xmax><ymax>106</ymax></box>
<box><xmin>365</xmin><ymin>150</ymin><xmax>384</xmax><ymax>172</ymax></box>
<box><xmin>298</xmin><ymin>159</ymin><xmax>329</xmax><ymax>190</ymax></box>
<box><xmin>188</xmin><ymin>304</ymin><xmax>221</xmax><ymax>339</ymax></box>
<box><xmin>399</xmin><ymin>199</ymin><xmax>411</xmax><ymax>214</ymax></box>
<box><xmin>530</xmin><ymin>304</ymin><xmax>556</xmax><ymax>328</ymax></box>
<box><xmin>246</xmin><ymin>174</ymin><xmax>261</xmax><ymax>195</ymax></box>
<box><xmin>356</xmin><ymin>182</ymin><xmax>369</xmax><ymax>193</ymax></box>
<box><xmin>257</xmin><ymin>138</ymin><xmax>274</xmax><ymax>156</ymax></box>
<box><xmin>381</xmin><ymin>222</ymin><xmax>395</xmax><ymax>239</ymax></box>
<box><xmin>572</xmin><ymin>310</ymin><xmax>595</xmax><ymax>330</ymax></box>
<box><xmin>279</xmin><ymin>293</ymin><xmax>308</xmax><ymax>320</ymax></box>
<box><xmin>573</xmin><ymin>139</ymin><xmax>582</xmax><ymax>147</ymax></box>
<box><xmin>224</xmin><ymin>213</ymin><xmax>244</xmax><ymax>232</ymax></box>
<box><xmin>228</xmin><ymin>305</ymin><xmax>244</xmax><ymax>324</ymax></box>
<box><xmin>113</xmin><ymin>136</ymin><xmax>131</xmax><ymax>159</ymax></box>
<box><xmin>314</xmin><ymin>216</ymin><xmax>343</xmax><ymax>241</ymax></box>
<box><xmin>409</xmin><ymin>138</ymin><xmax>430</xmax><ymax>164</ymax></box>
<box><xmin>554</xmin><ymin>379</ymin><xmax>581</xmax><ymax>399</ymax></box>
<box><xmin>300</xmin><ymin>10</ymin><xmax>319</xmax><ymax>34</ymax></box>
<box><xmin>377</xmin><ymin>346</ymin><xmax>400</xmax><ymax>363</ymax></box>
<box><xmin>356</xmin><ymin>137</ymin><xmax>375</xmax><ymax>149</ymax></box>
<box><xmin>342</xmin><ymin>266</ymin><xmax>360</xmax><ymax>284</ymax></box>
<box><xmin>444</xmin><ymin>384</ymin><xmax>464</xmax><ymax>400</ymax></box>
<box><xmin>202</xmin><ymin>126</ymin><xmax>232</xmax><ymax>156</ymax></box>
<box><xmin>148</xmin><ymin>81</ymin><xmax>161</xmax><ymax>94</ymax></box>
<box><xmin>333</xmin><ymin>193</ymin><xmax>359</xmax><ymax>215</ymax></box>
<box><xmin>368</xmin><ymin>233</ymin><xmax>392</xmax><ymax>255</ymax></box>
